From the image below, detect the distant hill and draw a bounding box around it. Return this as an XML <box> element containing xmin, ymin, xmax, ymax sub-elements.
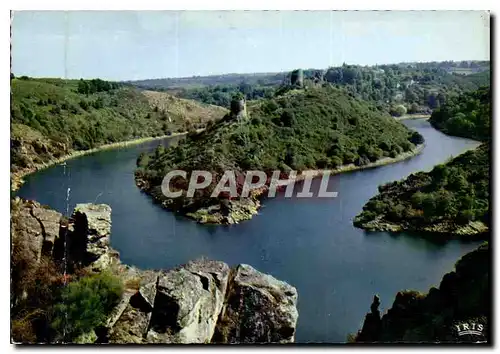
<box><xmin>127</xmin><ymin>61</ymin><xmax>490</xmax><ymax>115</ymax></box>
<box><xmin>10</xmin><ymin>77</ymin><xmax>227</xmax><ymax>180</ymax></box>
<box><xmin>129</xmin><ymin>72</ymin><xmax>287</xmax><ymax>90</ymax></box>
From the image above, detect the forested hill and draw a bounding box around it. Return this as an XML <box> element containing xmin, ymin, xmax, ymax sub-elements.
<box><xmin>354</xmin><ymin>143</ymin><xmax>490</xmax><ymax>237</ymax></box>
<box><xmin>128</xmin><ymin>61</ymin><xmax>490</xmax><ymax>115</ymax></box>
<box><xmin>135</xmin><ymin>85</ymin><xmax>423</xmax><ymax>224</ymax></box>
<box><xmin>429</xmin><ymin>87</ymin><xmax>491</xmax><ymax>141</ymax></box>
<box><xmin>10</xmin><ymin>77</ymin><xmax>227</xmax><ymax>179</ymax></box>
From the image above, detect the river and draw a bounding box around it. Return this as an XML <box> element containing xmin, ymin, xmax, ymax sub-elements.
<box><xmin>16</xmin><ymin>119</ymin><xmax>482</xmax><ymax>343</ymax></box>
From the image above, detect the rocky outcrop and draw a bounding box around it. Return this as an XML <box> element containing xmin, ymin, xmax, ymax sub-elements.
<box><xmin>355</xmin><ymin>295</ymin><xmax>382</xmax><ymax>342</ymax></box>
<box><xmin>186</xmin><ymin>197</ymin><xmax>261</xmax><ymax>225</ymax></box>
<box><xmin>11</xmin><ymin>198</ymin><xmax>299</xmax><ymax>344</ymax></box>
<box><xmin>11</xmin><ymin>198</ymin><xmax>119</xmax><ymax>272</ymax></box>
<box><xmin>355</xmin><ymin>215</ymin><xmax>489</xmax><ymax>237</ymax></box>
<box><xmin>213</xmin><ymin>264</ymin><xmax>299</xmax><ymax>344</ymax></box>
<box><xmin>108</xmin><ymin>261</ymin><xmax>298</xmax><ymax>344</ymax></box>
<box><xmin>11</xmin><ymin>197</ymin><xmax>63</xmax><ymax>263</ymax></box>
<box><xmin>66</xmin><ymin>203</ymin><xmax>119</xmax><ymax>271</ymax></box>
<box><xmin>146</xmin><ymin>260</ymin><xmax>230</xmax><ymax>343</ymax></box>
<box><xmin>354</xmin><ymin>243</ymin><xmax>489</xmax><ymax>343</ymax></box>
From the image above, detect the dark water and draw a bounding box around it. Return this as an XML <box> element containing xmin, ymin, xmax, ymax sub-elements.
<box><xmin>17</xmin><ymin>120</ymin><xmax>482</xmax><ymax>343</ymax></box>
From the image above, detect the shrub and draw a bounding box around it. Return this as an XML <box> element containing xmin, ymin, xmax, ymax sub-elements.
<box><xmin>51</xmin><ymin>272</ymin><xmax>123</xmax><ymax>341</ymax></box>
<box><xmin>80</xmin><ymin>100</ymin><xmax>89</xmax><ymax>111</ymax></box>
<box><xmin>343</xmin><ymin>151</ymin><xmax>357</xmax><ymax>164</ymax></box>
<box><xmin>387</xmin><ymin>203</ymin><xmax>406</xmax><ymax>221</ymax></box>
<box><xmin>330</xmin><ymin>156</ymin><xmax>343</xmax><ymax>168</ymax></box>
<box><xmin>400</xmin><ymin>141</ymin><xmax>413</xmax><ymax>152</ymax></box>
<box><xmin>316</xmin><ymin>157</ymin><xmax>329</xmax><ymax>169</ymax></box>
<box><xmin>457</xmin><ymin>209</ymin><xmax>475</xmax><ymax>224</ymax></box>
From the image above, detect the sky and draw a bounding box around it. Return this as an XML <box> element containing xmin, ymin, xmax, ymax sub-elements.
<box><xmin>11</xmin><ymin>11</ymin><xmax>490</xmax><ymax>81</ymax></box>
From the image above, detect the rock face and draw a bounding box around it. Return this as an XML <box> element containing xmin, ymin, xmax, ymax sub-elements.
<box><xmin>11</xmin><ymin>197</ymin><xmax>63</xmax><ymax>263</ymax></box>
<box><xmin>146</xmin><ymin>260</ymin><xmax>229</xmax><ymax>343</ymax></box>
<box><xmin>213</xmin><ymin>264</ymin><xmax>299</xmax><ymax>344</ymax></box>
<box><xmin>109</xmin><ymin>261</ymin><xmax>298</xmax><ymax>344</ymax></box>
<box><xmin>67</xmin><ymin>203</ymin><xmax>118</xmax><ymax>271</ymax></box>
<box><xmin>11</xmin><ymin>198</ymin><xmax>119</xmax><ymax>273</ymax></box>
<box><xmin>11</xmin><ymin>198</ymin><xmax>299</xmax><ymax>344</ymax></box>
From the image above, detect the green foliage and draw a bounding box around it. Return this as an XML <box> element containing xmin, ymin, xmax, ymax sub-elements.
<box><xmin>409</xmin><ymin>131</ymin><xmax>425</xmax><ymax>145</ymax></box>
<box><xmin>390</xmin><ymin>104</ymin><xmax>407</xmax><ymax>117</ymax></box>
<box><xmin>11</xmin><ymin>78</ymin><xmax>163</xmax><ymax>152</ymax></box>
<box><xmin>10</xmin><ymin>78</ymin><xmax>226</xmax><ymax>172</ymax></box>
<box><xmin>232</xmin><ymin>91</ymin><xmax>245</xmax><ymax>100</ymax></box>
<box><xmin>136</xmin><ymin>86</ymin><xmax>419</xmax><ymax>211</ymax></box>
<box><xmin>429</xmin><ymin>87</ymin><xmax>490</xmax><ymax>141</ymax></box>
<box><xmin>77</xmin><ymin>78</ymin><xmax>120</xmax><ymax>95</ymax></box>
<box><xmin>51</xmin><ymin>272</ymin><xmax>123</xmax><ymax>342</ymax></box>
<box><xmin>132</xmin><ymin>61</ymin><xmax>490</xmax><ymax>116</ymax></box>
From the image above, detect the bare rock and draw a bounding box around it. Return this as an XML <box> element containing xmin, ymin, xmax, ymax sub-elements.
<box><xmin>73</xmin><ymin>203</ymin><xmax>112</xmax><ymax>238</ymax></box>
<box><xmin>11</xmin><ymin>198</ymin><xmax>62</xmax><ymax>263</ymax></box>
<box><xmin>68</xmin><ymin>203</ymin><xmax>113</xmax><ymax>270</ymax></box>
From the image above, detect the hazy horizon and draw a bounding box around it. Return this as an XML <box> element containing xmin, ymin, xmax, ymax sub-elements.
<box><xmin>11</xmin><ymin>11</ymin><xmax>490</xmax><ymax>81</ymax></box>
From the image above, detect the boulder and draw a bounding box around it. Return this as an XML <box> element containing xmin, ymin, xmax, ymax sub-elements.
<box><xmin>146</xmin><ymin>259</ymin><xmax>230</xmax><ymax>343</ymax></box>
<box><xmin>109</xmin><ymin>302</ymin><xmax>153</xmax><ymax>344</ymax></box>
<box><xmin>213</xmin><ymin>264</ymin><xmax>299</xmax><ymax>344</ymax></box>
<box><xmin>72</xmin><ymin>203</ymin><xmax>112</xmax><ymax>239</ymax></box>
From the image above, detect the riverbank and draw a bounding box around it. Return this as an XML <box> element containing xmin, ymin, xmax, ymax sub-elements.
<box><xmin>138</xmin><ymin>144</ymin><xmax>425</xmax><ymax>225</ymax></box>
<box><xmin>11</xmin><ymin>131</ymin><xmax>195</xmax><ymax>192</ymax></box>
<box><xmin>354</xmin><ymin>215</ymin><xmax>489</xmax><ymax>239</ymax></box>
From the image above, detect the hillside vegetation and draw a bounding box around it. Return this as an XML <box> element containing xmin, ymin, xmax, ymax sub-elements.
<box><xmin>355</xmin><ymin>242</ymin><xmax>489</xmax><ymax>343</ymax></box>
<box><xmin>354</xmin><ymin>144</ymin><xmax>490</xmax><ymax>237</ymax></box>
<box><xmin>354</xmin><ymin>85</ymin><xmax>491</xmax><ymax>237</ymax></box>
<box><xmin>10</xmin><ymin>77</ymin><xmax>227</xmax><ymax>180</ymax></box>
<box><xmin>429</xmin><ymin>87</ymin><xmax>490</xmax><ymax>141</ymax></box>
<box><xmin>135</xmin><ymin>86</ymin><xmax>423</xmax><ymax>224</ymax></box>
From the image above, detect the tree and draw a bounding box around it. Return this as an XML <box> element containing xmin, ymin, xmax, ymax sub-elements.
<box><xmin>77</xmin><ymin>79</ymin><xmax>90</xmax><ymax>95</ymax></box>
<box><xmin>408</xmin><ymin>102</ymin><xmax>420</xmax><ymax>114</ymax></box>
<box><xmin>409</xmin><ymin>131</ymin><xmax>424</xmax><ymax>145</ymax></box>
<box><xmin>390</xmin><ymin>105</ymin><xmax>407</xmax><ymax>117</ymax></box>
